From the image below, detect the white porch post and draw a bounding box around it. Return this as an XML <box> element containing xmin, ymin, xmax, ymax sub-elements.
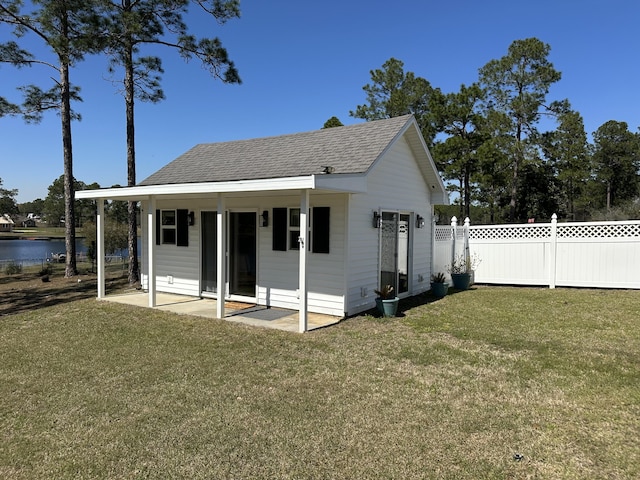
<box><xmin>463</xmin><ymin>217</ymin><xmax>471</xmax><ymax>260</ymax></box>
<box><xmin>148</xmin><ymin>196</ymin><xmax>157</xmax><ymax>307</ymax></box>
<box><xmin>216</xmin><ymin>194</ymin><xmax>226</xmax><ymax>319</ymax></box>
<box><xmin>430</xmin><ymin>208</ymin><xmax>437</xmax><ymax>278</ymax></box>
<box><xmin>298</xmin><ymin>189</ymin><xmax>309</xmax><ymax>333</ymax></box>
<box><xmin>96</xmin><ymin>198</ymin><xmax>105</xmax><ymax>299</ymax></box>
<box><xmin>450</xmin><ymin>216</ymin><xmax>458</xmax><ymax>269</ymax></box>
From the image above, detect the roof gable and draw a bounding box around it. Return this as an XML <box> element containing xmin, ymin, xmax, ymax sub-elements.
<box><xmin>139</xmin><ymin>115</ymin><xmax>414</xmax><ymax>186</ymax></box>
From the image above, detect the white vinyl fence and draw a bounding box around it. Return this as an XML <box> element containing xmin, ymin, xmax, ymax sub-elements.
<box><xmin>433</xmin><ymin>215</ymin><xmax>640</xmax><ymax>289</ymax></box>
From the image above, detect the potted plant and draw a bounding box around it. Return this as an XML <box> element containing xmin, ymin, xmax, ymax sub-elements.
<box><xmin>374</xmin><ymin>284</ymin><xmax>399</xmax><ymax>317</ymax></box>
<box><xmin>430</xmin><ymin>272</ymin><xmax>449</xmax><ymax>298</ymax></box>
<box><xmin>447</xmin><ymin>253</ymin><xmax>480</xmax><ymax>290</ymax></box>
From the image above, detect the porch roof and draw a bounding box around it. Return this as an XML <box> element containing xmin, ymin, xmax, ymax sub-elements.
<box><xmin>75</xmin><ymin>174</ymin><xmax>367</xmax><ymax>201</ymax></box>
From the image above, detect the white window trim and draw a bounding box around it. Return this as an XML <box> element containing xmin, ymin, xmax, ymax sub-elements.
<box><xmin>161</xmin><ymin>209</ymin><xmax>177</xmax><ymax>245</ymax></box>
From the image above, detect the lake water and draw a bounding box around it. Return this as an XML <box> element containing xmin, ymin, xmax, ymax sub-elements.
<box><xmin>0</xmin><ymin>237</ymin><xmax>141</xmax><ymax>265</ymax></box>
<box><xmin>0</xmin><ymin>238</ymin><xmax>88</xmax><ymax>264</ymax></box>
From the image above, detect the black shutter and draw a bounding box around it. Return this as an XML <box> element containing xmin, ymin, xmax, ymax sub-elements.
<box><xmin>312</xmin><ymin>207</ymin><xmax>330</xmax><ymax>253</ymax></box>
<box><xmin>177</xmin><ymin>209</ymin><xmax>189</xmax><ymax>247</ymax></box>
<box><xmin>155</xmin><ymin>209</ymin><xmax>160</xmax><ymax>245</ymax></box>
<box><xmin>272</xmin><ymin>208</ymin><xmax>287</xmax><ymax>251</ymax></box>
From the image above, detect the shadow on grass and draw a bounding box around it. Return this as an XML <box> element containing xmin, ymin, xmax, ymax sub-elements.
<box><xmin>3</xmin><ymin>269</ymin><xmax>476</xmax><ymax>323</ymax></box>
<box><xmin>0</xmin><ymin>272</ymin><xmax>130</xmax><ymax>318</ymax></box>
<box><xmin>367</xmin><ymin>286</ymin><xmax>477</xmax><ymax>319</ymax></box>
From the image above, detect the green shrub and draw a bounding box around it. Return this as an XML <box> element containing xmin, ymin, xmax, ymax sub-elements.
<box><xmin>39</xmin><ymin>264</ymin><xmax>53</xmax><ymax>277</ymax></box>
<box><xmin>4</xmin><ymin>262</ymin><xmax>22</xmax><ymax>275</ymax></box>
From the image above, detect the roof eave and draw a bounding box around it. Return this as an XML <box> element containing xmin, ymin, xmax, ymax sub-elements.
<box><xmin>431</xmin><ymin>190</ymin><xmax>450</xmax><ymax>206</ymax></box>
<box><xmin>402</xmin><ymin>119</ymin><xmax>449</xmax><ymax>204</ymax></box>
<box><xmin>76</xmin><ymin>176</ymin><xmax>320</xmax><ymax>200</ymax></box>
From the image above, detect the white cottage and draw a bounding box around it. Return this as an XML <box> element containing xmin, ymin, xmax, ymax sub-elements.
<box><xmin>76</xmin><ymin>115</ymin><xmax>448</xmax><ymax>331</ymax></box>
<box><xmin>0</xmin><ymin>214</ymin><xmax>15</xmax><ymax>232</ymax></box>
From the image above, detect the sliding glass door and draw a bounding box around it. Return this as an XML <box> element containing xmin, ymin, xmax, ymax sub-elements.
<box><xmin>201</xmin><ymin>211</ymin><xmax>217</xmax><ymax>294</ymax></box>
<box><xmin>201</xmin><ymin>211</ymin><xmax>257</xmax><ymax>298</ymax></box>
<box><xmin>228</xmin><ymin>212</ymin><xmax>257</xmax><ymax>297</ymax></box>
<box><xmin>379</xmin><ymin>212</ymin><xmax>410</xmax><ymax>295</ymax></box>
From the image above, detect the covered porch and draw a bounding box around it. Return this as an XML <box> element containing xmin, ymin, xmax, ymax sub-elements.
<box><xmin>77</xmin><ymin>176</ymin><xmax>359</xmax><ymax>332</ymax></box>
<box><xmin>100</xmin><ymin>291</ymin><xmax>343</xmax><ymax>333</ymax></box>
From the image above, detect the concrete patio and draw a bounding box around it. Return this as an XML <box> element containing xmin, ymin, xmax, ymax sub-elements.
<box><xmin>100</xmin><ymin>291</ymin><xmax>343</xmax><ymax>333</ymax></box>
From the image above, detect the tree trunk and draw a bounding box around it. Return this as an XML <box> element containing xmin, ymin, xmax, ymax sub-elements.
<box><xmin>509</xmin><ymin>124</ymin><xmax>523</xmax><ymax>223</ymax></box>
<box><xmin>489</xmin><ymin>186</ymin><xmax>495</xmax><ymax>224</ymax></box>
<box><xmin>509</xmin><ymin>162</ymin><xmax>518</xmax><ymax>223</ymax></box>
<box><xmin>463</xmin><ymin>163</ymin><xmax>471</xmax><ymax>219</ymax></box>
<box><xmin>125</xmin><ymin>38</ymin><xmax>139</xmax><ymax>285</ymax></box>
<box><xmin>568</xmin><ymin>179</ymin><xmax>574</xmax><ymax>220</ymax></box>
<box><xmin>458</xmin><ymin>177</ymin><xmax>464</xmax><ymax>219</ymax></box>
<box><xmin>60</xmin><ymin>14</ymin><xmax>77</xmax><ymax>278</ymax></box>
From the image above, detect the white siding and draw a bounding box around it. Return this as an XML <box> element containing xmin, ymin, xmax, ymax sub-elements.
<box><xmin>140</xmin><ymin>199</ymin><xmax>202</xmax><ymax>295</ymax></box>
<box><xmin>346</xmin><ymin>136</ymin><xmax>433</xmax><ymax>315</ymax></box>
<box><xmin>141</xmin><ymin>194</ymin><xmax>347</xmax><ymax>317</ymax></box>
<box><xmin>257</xmin><ymin>193</ymin><xmax>347</xmax><ymax>316</ymax></box>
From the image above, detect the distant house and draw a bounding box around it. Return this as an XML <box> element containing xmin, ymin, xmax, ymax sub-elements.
<box><xmin>0</xmin><ymin>214</ymin><xmax>15</xmax><ymax>232</ymax></box>
<box><xmin>76</xmin><ymin>115</ymin><xmax>449</xmax><ymax>331</ymax></box>
<box><xmin>22</xmin><ymin>218</ymin><xmax>37</xmax><ymax>228</ymax></box>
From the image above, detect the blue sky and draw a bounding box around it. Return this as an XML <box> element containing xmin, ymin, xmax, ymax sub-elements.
<box><xmin>2</xmin><ymin>0</ymin><xmax>639</xmax><ymax>203</ymax></box>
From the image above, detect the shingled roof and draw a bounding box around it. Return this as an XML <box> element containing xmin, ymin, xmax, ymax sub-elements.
<box><xmin>139</xmin><ymin>115</ymin><xmax>414</xmax><ymax>186</ymax></box>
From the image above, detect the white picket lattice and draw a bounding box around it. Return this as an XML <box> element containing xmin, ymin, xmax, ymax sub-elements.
<box><xmin>556</xmin><ymin>222</ymin><xmax>640</xmax><ymax>239</ymax></box>
<box><xmin>469</xmin><ymin>224</ymin><xmax>551</xmax><ymax>240</ymax></box>
<box><xmin>433</xmin><ymin>215</ymin><xmax>640</xmax><ymax>289</ymax></box>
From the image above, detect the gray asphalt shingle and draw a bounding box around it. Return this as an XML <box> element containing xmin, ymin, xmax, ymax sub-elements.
<box><xmin>139</xmin><ymin>115</ymin><xmax>413</xmax><ymax>186</ymax></box>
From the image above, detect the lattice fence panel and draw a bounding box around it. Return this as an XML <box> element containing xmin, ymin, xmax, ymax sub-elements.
<box><xmin>434</xmin><ymin>226</ymin><xmax>453</xmax><ymax>242</ymax></box>
<box><xmin>557</xmin><ymin>223</ymin><xmax>640</xmax><ymax>239</ymax></box>
<box><xmin>469</xmin><ymin>225</ymin><xmax>551</xmax><ymax>240</ymax></box>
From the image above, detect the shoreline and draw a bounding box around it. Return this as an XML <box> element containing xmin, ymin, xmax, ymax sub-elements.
<box><xmin>0</xmin><ymin>229</ymin><xmax>86</xmax><ymax>241</ymax></box>
<box><xmin>0</xmin><ymin>235</ymin><xmax>83</xmax><ymax>240</ymax></box>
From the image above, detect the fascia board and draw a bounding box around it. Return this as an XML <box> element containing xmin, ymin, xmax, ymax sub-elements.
<box><xmin>75</xmin><ymin>176</ymin><xmax>317</xmax><ymax>200</ymax></box>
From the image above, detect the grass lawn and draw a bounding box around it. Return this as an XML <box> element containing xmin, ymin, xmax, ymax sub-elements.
<box><xmin>1</xmin><ymin>227</ymin><xmax>68</xmax><ymax>239</ymax></box>
<box><xmin>1</xmin><ymin>286</ymin><xmax>639</xmax><ymax>479</ymax></box>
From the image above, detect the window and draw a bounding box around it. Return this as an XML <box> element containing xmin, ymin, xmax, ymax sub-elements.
<box><xmin>156</xmin><ymin>209</ymin><xmax>189</xmax><ymax>246</ymax></box>
<box><xmin>272</xmin><ymin>206</ymin><xmax>330</xmax><ymax>253</ymax></box>
<box><xmin>289</xmin><ymin>208</ymin><xmax>300</xmax><ymax>250</ymax></box>
<box><xmin>161</xmin><ymin>210</ymin><xmax>176</xmax><ymax>244</ymax></box>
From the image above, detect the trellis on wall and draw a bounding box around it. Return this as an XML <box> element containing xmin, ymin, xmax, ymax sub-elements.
<box><xmin>433</xmin><ymin>214</ymin><xmax>640</xmax><ymax>289</ymax></box>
